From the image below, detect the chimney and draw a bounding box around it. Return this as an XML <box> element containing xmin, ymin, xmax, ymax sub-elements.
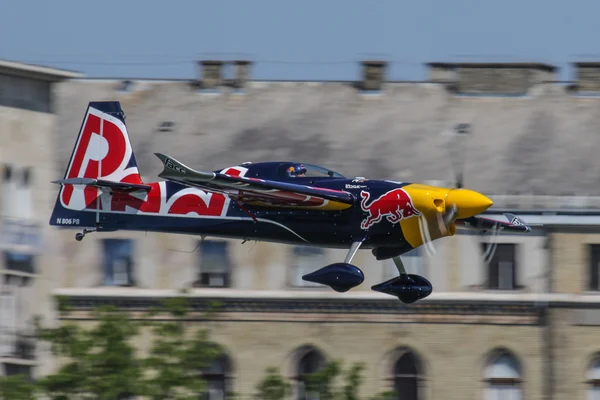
<box><xmin>427</xmin><ymin>63</ymin><xmax>457</xmax><ymax>84</ymax></box>
<box><xmin>574</xmin><ymin>62</ymin><xmax>600</xmax><ymax>92</ymax></box>
<box><xmin>199</xmin><ymin>60</ymin><xmax>223</xmax><ymax>89</ymax></box>
<box><xmin>426</xmin><ymin>62</ymin><xmax>558</xmax><ymax>94</ymax></box>
<box><xmin>232</xmin><ymin>60</ymin><xmax>252</xmax><ymax>89</ymax></box>
<box><xmin>360</xmin><ymin>60</ymin><xmax>387</xmax><ymax>91</ymax></box>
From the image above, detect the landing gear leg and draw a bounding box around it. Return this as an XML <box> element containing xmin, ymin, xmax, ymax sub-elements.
<box><xmin>345</xmin><ymin>240</ymin><xmax>363</xmax><ymax>264</ymax></box>
<box><xmin>75</xmin><ymin>227</ymin><xmax>97</xmax><ymax>241</ymax></box>
<box><xmin>302</xmin><ymin>240</ymin><xmax>366</xmax><ymax>292</ymax></box>
<box><xmin>392</xmin><ymin>255</ymin><xmax>407</xmax><ymax>275</ymax></box>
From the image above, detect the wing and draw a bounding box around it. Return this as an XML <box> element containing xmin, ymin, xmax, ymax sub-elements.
<box><xmin>53</xmin><ymin>177</ymin><xmax>152</xmax><ymax>193</ymax></box>
<box><xmin>154</xmin><ymin>153</ymin><xmax>355</xmax><ymax>211</ymax></box>
<box><xmin>455</xmin><ymin>213</ymin><xmax>535</xmax><ymax>233</ymax></box>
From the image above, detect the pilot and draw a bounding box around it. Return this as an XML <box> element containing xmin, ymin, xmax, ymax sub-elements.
<box><xmin>287</xmin><ymin>163</ymin><xmax>307</xmax><ymax>177</ymax></box>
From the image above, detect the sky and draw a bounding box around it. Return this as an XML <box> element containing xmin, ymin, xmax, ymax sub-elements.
<box><xmin>1</xmin><ymin>0</ymin><xmax>599</xmax><ymax>81</ymax></box>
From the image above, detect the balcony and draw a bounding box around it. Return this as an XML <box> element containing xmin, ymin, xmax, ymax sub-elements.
<box><xmin>0</xmin><ymin>330</ymin><xmax>36</xmax><ymax>361</ymax></box>
<box><xmin>0</xmin><ymin>217</ymin><xmax>42</xmax><ymax>253</ymax></box>
<box><xmin>3</xmin><ymin>251</ymin><xmax>35</xmax><ymax>276</ymax></box>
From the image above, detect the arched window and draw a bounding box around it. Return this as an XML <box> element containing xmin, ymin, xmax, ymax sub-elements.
<box><xmin>294</xmin><ymin>347</ymin><xmax>325</xmax><ymax>400</ymax></box>
<box><xmin>201</xmin><ymin>353</ymin><xmax>232</xmax><ymax>400</ymax></box>
<box><xmin>586</xmin><ymin>356</ymin><xmax>600</xmax><ymax>400</ymax></box>
<box><xmin>484</xmin><ymin>350</ymin><xmax>522</xmax><ymax>400</ymax></box>
<box><xmin>393</xmin><ymin>351</ymin><xmax>421</xmax><ymax>400</ymax></box>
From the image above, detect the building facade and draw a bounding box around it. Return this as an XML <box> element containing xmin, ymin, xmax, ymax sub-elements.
<box><xmin>8</xmin><ymin>59</ymin><xmax>600</xmax><ymax>399</ymax></box>
<box><xmin>50</xmin><ymin>222</ymin><xmax>600</xmax><ymax>400</ymax></box>
<box><xmin>0</xmin><ymin>60</ymin><xmax>82</xmax><ymax>379</ymax></box>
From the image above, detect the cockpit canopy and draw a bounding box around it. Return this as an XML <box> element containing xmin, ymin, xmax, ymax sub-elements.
<box><xmin>217</xmin><ymin>161</ymin><xmax>346</xmax><ymax>181</ymax></box>
<box><xmin>278</xmin><ymin>162</ymin><xmax>345</xmax><ymax>179</ymax></box>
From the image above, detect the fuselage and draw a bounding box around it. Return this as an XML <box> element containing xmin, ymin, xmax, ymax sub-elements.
<box><xmin>52</xmin><ymin>160</ymin><xmax>492</xmax><ymax>257</ymax></box>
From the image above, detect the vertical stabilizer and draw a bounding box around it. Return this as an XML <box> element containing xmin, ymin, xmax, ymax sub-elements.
<box><xmin>50</xmin><ymin>101</ymin><xmax>144</xmax><ymax>228</ymax></box>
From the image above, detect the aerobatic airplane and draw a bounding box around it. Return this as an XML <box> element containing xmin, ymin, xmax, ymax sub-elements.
<box><xmin>50</xmin><ymin>102</ymin><xmax>532</xmax><ymax>303</ymax></box>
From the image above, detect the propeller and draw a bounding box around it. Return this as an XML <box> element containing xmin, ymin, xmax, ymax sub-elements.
<box><xmin>416</xmin><ymin>123</ymin><xmax>501</xmax><ymax>264</ymax></box>
<box><xmin>448</xmin><ymin>123</ymin><xmax>470</xmax><ymax>189</ymax></box>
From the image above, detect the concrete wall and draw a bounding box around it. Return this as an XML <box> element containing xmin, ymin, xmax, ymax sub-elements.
<box><xmin>47</xmin><ymin>228</ymin><xmax>555</xmax><ymax>296</ymax></box>
<box><xmin>58</xmin><ymin>297</ymin><xmax>547</xmax><ymax>400</ymax></box>
<box><xmin>552</xmin><ymin>231</ymin><xmax>600</xmax><ymax>294</ymax></box>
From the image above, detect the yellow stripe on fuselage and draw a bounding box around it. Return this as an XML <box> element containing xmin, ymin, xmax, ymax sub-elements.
<box><xmin>245</xmin><ymin>200</ymin><xmax>352</xmax><ymax>211</ymax></box>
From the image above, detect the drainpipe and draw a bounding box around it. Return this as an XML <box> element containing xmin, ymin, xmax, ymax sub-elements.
<box><xmin>542</xmin><ymin>227</ymin><xmax>554</xmax><ymax>400</ymax></box>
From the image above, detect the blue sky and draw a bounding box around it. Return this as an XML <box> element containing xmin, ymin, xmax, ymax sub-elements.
<box><xmin>1</xmin><ymin>0</ymin><xmax>599</xmax><ymax>81</ymax></box>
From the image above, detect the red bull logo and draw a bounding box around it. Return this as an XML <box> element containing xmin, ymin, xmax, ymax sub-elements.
<box><xmin>360</xmin><ymin>189</ymin><xmax>421</xmax><ymax>230</ymax></box>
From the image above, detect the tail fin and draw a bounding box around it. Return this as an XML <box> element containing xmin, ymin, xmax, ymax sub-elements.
<box><xmin>50</xmin><ymin>101</ymin><xmax>145</xmax><ymax>227</ymax></box>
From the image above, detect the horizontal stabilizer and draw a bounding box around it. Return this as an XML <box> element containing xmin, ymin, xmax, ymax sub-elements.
<box><xmin>503</xmin><ymin>213</ymin><xmax>543</xmax><ymax>228</ymax></box>
<box><xmin>53</xmin><ymin>177</ymin><xmax>152</xmax><ymax>192</ymax></box>
<box><xmin>154</xmin><ymin>152</ymin><xmax>355</xmax><ymax>210</ymax></box>
<box><xmin>456</xmin><ymin>214</ymin><xmax>533</xmax><ymax>233</ymax></box>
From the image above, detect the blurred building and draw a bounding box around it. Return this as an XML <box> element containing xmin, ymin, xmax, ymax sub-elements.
<box><xmin>9</xmin><ymin>59</ymin><xmax>600</xmax><ymax>399</ymax></box>
<box><xmin>0</xmin><ymin>60</ymin><xmax>82</xmax><ymax>379</ymax></box>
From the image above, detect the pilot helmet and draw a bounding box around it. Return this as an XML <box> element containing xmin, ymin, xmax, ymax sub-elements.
<box><xmin>287</xmin><ymin>163</ymin><xmax>307</xmax><ymax>176</ymax></box>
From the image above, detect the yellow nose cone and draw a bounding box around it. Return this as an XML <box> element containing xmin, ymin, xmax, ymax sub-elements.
<box><xmin>446</xmin><ymin>189</ymin><xmax>493</xmax><ymax>219</ymax></box>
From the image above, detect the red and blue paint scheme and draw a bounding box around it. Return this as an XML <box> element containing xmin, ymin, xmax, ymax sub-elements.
<box><xmin>50</xmin><ymin>102</ymin><xmax>533</xmax><ymax>303</ymax></box>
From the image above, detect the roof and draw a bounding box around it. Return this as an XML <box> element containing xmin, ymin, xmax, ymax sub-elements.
<box><xmin>54</xmin><ymin>80</ymin><xmax>600</xmax><ymax>197</ymax></box>
<box><xmin>573</xmin><ymin>61</ymin><xmax>600</xmax><ymax>67</ymax></box>
<box><xmin>0</xmin><ymin>59</ymin><xmax>83</xmax><ymax>81</ymax></box>
<box><xmin>427</xmin><ymin>62</ymin><xmax>558</xmax><ymax>71</ymax></box>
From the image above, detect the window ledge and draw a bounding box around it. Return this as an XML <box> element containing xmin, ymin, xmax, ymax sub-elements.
<box><xmin>286</xmin><ymin>285</ymin><xmax>328</xmax><ymax>290</ymax></box>
<box><xmin>0</xmin><ymin>357</ymin><xmax>38</xmax><ymax>366</ymax></box>
<box><xmin>482</xmin><ymin>289</ymin><xmax>528</xmax><ymax>294</ymax></box>
<box><xmin>192</xmin><ymin>285</ymin><xmax>231</xmax><ymax>289</ymax></box>
<box><xmin>1</xmin><ymin>270</ymin><xmax>38</xmax><ymax>279</ymax></box>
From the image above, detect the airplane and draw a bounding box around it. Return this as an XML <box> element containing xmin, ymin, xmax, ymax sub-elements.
<box><xmin>49</xmin><ymin>101</ymin><xmax>533</xmax><ymax>304</ymax></box>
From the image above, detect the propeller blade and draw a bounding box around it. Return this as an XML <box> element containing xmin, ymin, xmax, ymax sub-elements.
<box><xmin>443</xmin><ymin>203</ymin><xmax>458</xmax><ymax>226</ymax></box>
<box><xmin>446</xmin><ymin>123</ymin><xmax>471</xmax><ymax>189</ymax></box>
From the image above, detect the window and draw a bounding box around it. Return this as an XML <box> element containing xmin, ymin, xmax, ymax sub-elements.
<box><xmin>3</xmin><ymin>363</ymin><xmax>32</xmax><ymax>380</ymax></box>
<box><xmin>1</xmin><ymin>165</ymin><xmax>33</xmax><ymax>220</ymax></box>
<box><xmin>102</xmin><ymin>239</ymin><xmax>135</xmax><ymax>286</ymax></box>
<box><xmin>483</xmin><ymin>243</ymin><xmax>518</xmax><ymax>290</ymax></box>
<box><xmin>589</xmin><ymin>245</ymin><xmax>600</xmax><ymax>291</ymax></box>
<box><xmin>484</xmin><ymin>351</ymin><xmax>522</xmax><ymax>400</ymax></box>
<box><xmin>0</xmin><ymin>220</ymin><xmax>41</xmax><ymax>250</ymax></box>
<box><xmin>195</xmin><ymin>240</ymin><xmax>231</xmax><ymax>288</ymax></box>
<box><xmin>0</xmin><ymin>291</ymin><xmax>16</xmax><ymax>356</ymax></box>
<box><xmin>290</xmin><ymin>246</ymin><xmax>326</xmax><ymax>287</ymax></box>
<box><xmin>2</xmin><ymin>164</ymin><xmax>16</xmax><ymax>218</ymax></box>
<box><xmin>0</xmin><ymin>75</ymin><xmax>51</xmax><ymax>113</ymax></box>
<box><xmin>3</xmin><ymin>251</ymin><xmax>35</xmax><ymax>274</ymax></box>
<box><xmin>16</xmin><ymin>167</ymin><xmax>32</xmax><ymax>220</ymax></box>
<box><xmin>383</xmin><ymin>248</ymin><xmax>423</xmax><ymax>281</ymax></box>
<box><xmin>201</xmin><ymin>354</ymin><xmax>232</xmax><ymax>400</ymax></box>
<box><xmin>294</xmin><ymin>347</ymin><xmax>325</xmax><ymax>400</ymax></box>
<box><xmin>393</xmin><ymin>351</ymin><xmax>421</xmax><ymax>400</ymax></box>
<box><xmin>1</xmin><ymin>165</ymin><xmax>39</xmax><ymax>250</ymax></box>
<box><xmin>587</xmin><ymin>356</ymin><xmax>600</xmax><ymax>400</ymax></box>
